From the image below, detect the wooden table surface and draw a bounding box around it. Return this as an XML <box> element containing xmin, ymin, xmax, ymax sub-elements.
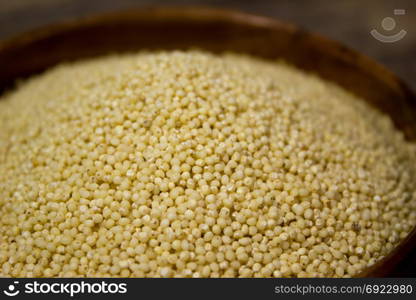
<box><xmin>0</xmin><ymin>0</ymin><xmax>415</xmax><ymax>277</ymax></box>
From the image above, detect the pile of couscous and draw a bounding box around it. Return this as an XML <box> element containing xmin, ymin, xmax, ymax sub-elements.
<box><xmin>0</xmin><ymin>51</ymin><xmax>415</xmax><ymax>278</ymax></box>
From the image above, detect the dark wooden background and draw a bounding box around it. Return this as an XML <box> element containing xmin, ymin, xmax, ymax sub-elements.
<box><xmin>0</xmin><ymin>0</ymin><xmax>415</xmax><ymax>276</ymax></box>
<box><xmin>0</xmin><ymin>0</ymin><xmax>415</xmax><ymax>90</ymax></box>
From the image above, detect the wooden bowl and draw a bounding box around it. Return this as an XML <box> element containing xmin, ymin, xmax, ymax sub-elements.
<box><xmin>0</xmin><ymin>6</ymin><xmax>415</xmax><ymax>277</ymax></box>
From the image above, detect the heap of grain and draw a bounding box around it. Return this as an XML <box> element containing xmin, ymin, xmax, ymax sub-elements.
<box><xmin>0</xmin><ymin>51</ymin><xmax>415</xmax><ymax>278</ymax></box>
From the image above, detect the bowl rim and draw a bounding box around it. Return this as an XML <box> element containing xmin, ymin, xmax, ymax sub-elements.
<box><xmin>0</xmin><ymin>5</ymin><xmax>415</xmax><ymax>277</ymax></box>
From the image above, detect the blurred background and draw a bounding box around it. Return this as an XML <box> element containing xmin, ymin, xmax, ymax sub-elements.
<box><xmin>0</xmin><ymin>0</ymin><xmax>415</xmax><ymax>276</ymax></box>
<box><xmin>0</xmin><ymin>0</ymin><xmax>415</xmax><ymax>90</ymax></box>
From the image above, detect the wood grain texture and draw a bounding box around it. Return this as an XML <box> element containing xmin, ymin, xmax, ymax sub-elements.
<box><xmin>0</xmin><ymin>3</ymin><xmax>415</xmax><ymax>277</ymax></box>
